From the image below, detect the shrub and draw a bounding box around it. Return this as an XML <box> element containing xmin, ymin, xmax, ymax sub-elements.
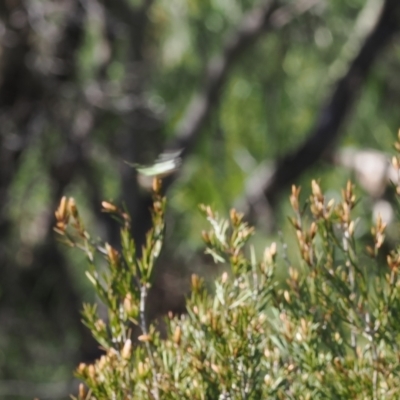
<box><xmin>55</xmin><ymin>139</ymin><xmax>400</xmax><ymax>400</ymax></box>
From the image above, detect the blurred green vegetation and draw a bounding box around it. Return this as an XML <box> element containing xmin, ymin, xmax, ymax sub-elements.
<box><xmin>0</xmin><ymin>0</ymin><xmax>399</xmax><ymax>398</ymax></box>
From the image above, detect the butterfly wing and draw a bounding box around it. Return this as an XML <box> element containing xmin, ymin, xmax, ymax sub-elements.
<box><xmin>125</xmin><ymin>150</ymin><xmax>182</xmax><ymax>177</ymax></box>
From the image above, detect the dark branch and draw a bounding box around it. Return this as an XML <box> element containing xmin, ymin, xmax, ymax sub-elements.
<box><xmin>168</xmin><ymin>0</ymin><xmax>277</xmax><ymax>155</ymax></box>
<box><xmin>127</xmin><ymin>0</ymin><xmax>320</xmax><ymax>248</ymax></box>
<box><xmin>262</xmin><ymin>0</ymin><xmax>400</xmax><ymax>204</ymax></box>
<box><xmin>0</xmin><ymin>0</ymin><xmax>101</xmax><ymax>366</ymax></box>
<box><xmin>161</xmin><ymin>0</ymin><xmax>320</xmax><ymax>192</ymax></box>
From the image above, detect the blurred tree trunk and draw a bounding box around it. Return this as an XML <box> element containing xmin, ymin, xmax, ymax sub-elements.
<box><xmin>0</xmin><ymin>0</ymin><xmax>100</xmax><ymax>366</ymax></box>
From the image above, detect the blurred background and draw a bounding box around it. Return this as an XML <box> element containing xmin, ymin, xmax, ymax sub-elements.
<box><xmin>0</xmin><ymin>0</ymin><xmax>399</xmax><ymax>398</ymax></box>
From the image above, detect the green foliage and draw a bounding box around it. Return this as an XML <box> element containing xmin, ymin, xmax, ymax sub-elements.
<box><xmin>3</xmin><ymin>0</ymin><xmax>400</xmax><ymax>395</ymax></box>
<box><xmin>56</xmin><ymin>141</ymin><xmax>400</xmax><ymax>399</ymax></box>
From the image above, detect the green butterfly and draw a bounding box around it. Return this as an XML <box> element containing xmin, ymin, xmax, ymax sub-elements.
<box><xmin>126</xmin><ymin>150</ymin><xmax>182</xmax><ymax>177</ymax></box>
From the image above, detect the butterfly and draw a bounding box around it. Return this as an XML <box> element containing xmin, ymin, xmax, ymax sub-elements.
<box><xmin>125</xmin><ymin>149</ymin><xmax>182</xmax><ymax>178</ymax></box>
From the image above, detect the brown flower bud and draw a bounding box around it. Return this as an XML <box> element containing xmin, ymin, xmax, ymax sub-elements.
<box><xmin>124</xmin><ymin>293</ymin><xmax>134</xmax><ymax>314</ymax></box>
<box><xmin>94</xmin><ymin>319</ymin><xmax>106</xmax><ymax>332</ymax></box>
<box><xmin>191</xmin><ymin>274</ymin><xmax>201</xmax><ymax>291</ymax></box>
<box><xmin>121</xmin><ymin>339</ymin><xmax>132</xmax><ymax>359</ymax></box>
<box><xmin>105</xmin><ymin>243</ymin><xmax>119</xmax><ymax>265</ymax></box>
<box><xmin>173</xmin><ymin>326</ymin><xmax>182</xmax><ymax>345</ymax></box>
<box><xmin>152</xmin><ymin>177</ymin><xmax>162</xmax><ymax>193</ymax></box>
<box><xmin>138</xmin><ymin>334</ymin><xmax>151</xmax><ymax>342</ymax></box>
<box><xmin>68</xmin><ymin>197</ymin><xmax>78</xmax><ymax>218</ymax></box>
<box><xmin>78</xmin><ymin>383</ymin><xmax>86</xmax><ymax>399</ymax></box>
<box><xmin>311</xmin><ymin>180</ymin><xmax>323</xmax><ymax>201</ymax></box>
<box><xmin>58</xmin><ymin>196</ymin><xmax>68</xmax><ymax>220</ymax></box>
<box><xmin>77</xmin><ymin>363</ymin><xmax>87</xmax><ymax>375</ymax></box>
<box><xmin>201</xmin><ymin>230</ymin><xmax>210</xmax><ymax>243</ymax></box>
<box><xmin>101</xmin><ymin>201</ymin><xmax>117</xmax><ymax>213</ymax></box>
<box><xmin>283</xmin><ymin>290</ymin><xmax>291</xmax><ymax>303</ymax></box>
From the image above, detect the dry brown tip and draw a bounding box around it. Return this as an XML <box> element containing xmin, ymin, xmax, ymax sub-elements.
<box><xmin>101</xmin><ymin>201</ymin><xmax>118</xmax><ymax>213</ymax></box>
